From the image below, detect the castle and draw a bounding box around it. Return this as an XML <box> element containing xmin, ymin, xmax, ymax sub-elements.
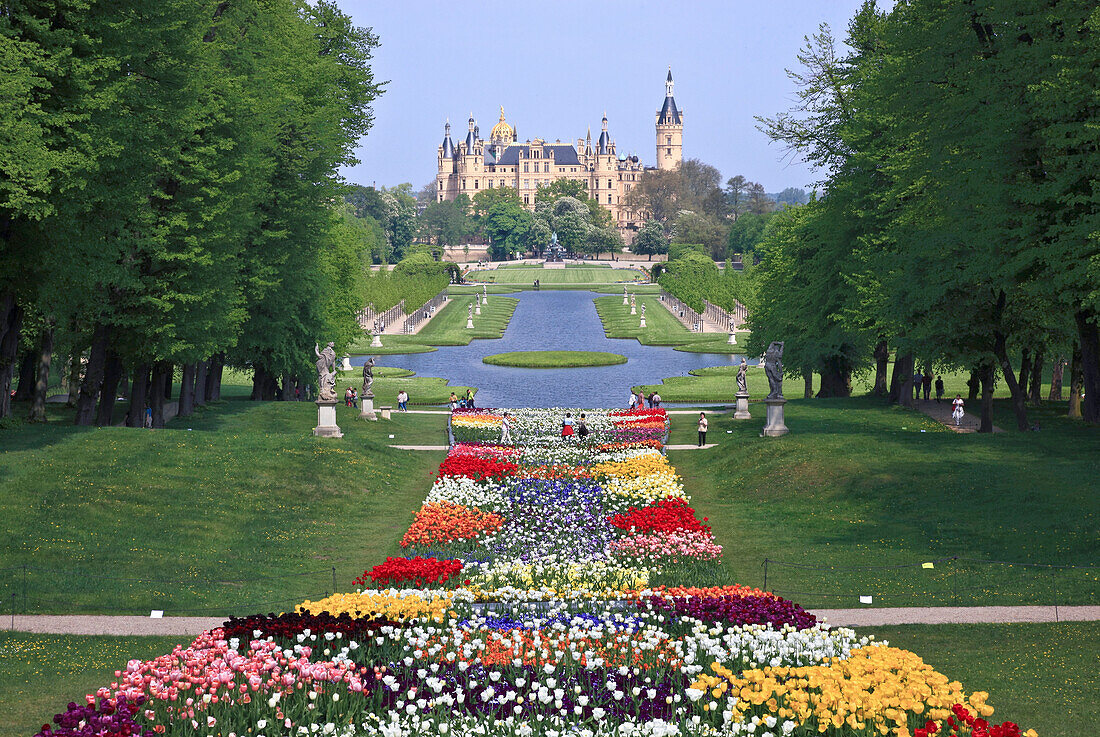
<box><xmin>436</xmin><ymin>70</ymin><xmax>683</xmax><ymax>239</ymax></box>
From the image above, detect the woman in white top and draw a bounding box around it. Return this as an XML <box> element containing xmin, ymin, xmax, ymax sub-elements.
<box><xmin>951</xmin><ymin>395</ymin><xmax>965</xmax><ymax>426</ymax></box>
<box><xmin>697</xmin><ymin>412</ymin><xmax>708</xmax><ymax>446</ymax></box>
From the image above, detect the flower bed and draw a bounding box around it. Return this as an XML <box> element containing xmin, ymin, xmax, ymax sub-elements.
<box><xmin>35</xmin><ymin>405</ymin><xmax>1036</xmax><ymax>737</ymax></box>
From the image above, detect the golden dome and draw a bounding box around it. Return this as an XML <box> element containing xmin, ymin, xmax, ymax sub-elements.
<box><xmin>490</xmin><ymin>106</ymin><xmax>514</xmax><ymax>141</ymax></box>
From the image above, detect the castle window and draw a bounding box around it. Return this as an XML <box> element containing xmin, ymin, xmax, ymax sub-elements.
<box><xmin>474</xmin><ymin>180</ymin><xmax>479</xmax><ymax>189</ymax></box>
<box><xmin>523</xmin><ymin>194</ymin><xmax>529</xmax><ymax>204</ymax></box>
<box><xmin>666</xmin><ymin>136</ymin><xmax>672</xmax><ymax>145</ymax></box>
<box><xmin>524</xmin><ymin>179</ymin><xmax>529</xmax><ymax>189</ymax></box>
<box><xmin>500</xmin><ymin>179</ymin><xmax>505</xmax><ymax>187</ymax></box>
<box><xmin>608</xmin><ymin>179</ymin><xmax>612</xmax><ymax>189</ymax></box>
<box><xmin>488</xmin><ymin>180</ymin><xmax>493</xmax><ymax>188</ymax></box>
<box><xmin>543</xmin><ymin>163</ymin><xmax>549</xmax><ymax>172</ymax></box>
<box><xmin>524</xmin><ymin>163</ymin><xmax>529</xmax><ymax>172</ymax></box>
<box><xmin>462</xmin><ymin>179</ymin><xmax>466</xmax><ymax>189</ymax></box>
<box><xmin>667</xmin><ymin>148</ymin><xmax>672</xmax><ymax>155</ymax></box>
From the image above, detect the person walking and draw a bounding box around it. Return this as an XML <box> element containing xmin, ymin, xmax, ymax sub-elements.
<box><xmin>295</xmin><ymin>386</ymin><xmax>301</xmax><ymax>402</ymax></box>
<box><xmin>561</xmin><ymin>412</ymin><xmax>575</xmax><ymax>440</ymax></box>
<box><xmin>576</xmin><ymin>413</ymin><xmax>589</xmax><ymax>440</ymax></box>
<box><xmin>397</xmin><ymin>390</ymin><xmax>408</xmax><ymax>412</ymax></box>
<box><xmin>922</xmin><ymin>372</ymin><xmax>932</xmax><ymax>401</ymax></box>
<box><xmin>500</xmin><ymin>412</ymin><xmax>512</xmax><ymax>444</ymax></box>
<box><xmin>912</xmin><ymin>370</ymin><xmax>923</xmax><ymax>402</ymax></box>
<box><xmin>652</xmin><ymin>391</ymin><xmax>661</xmax><ymax>408</ymax></box>
<box><xmin>636</xmin><ymin>391</ymin><xmax>646</xmax><ymax>410</ymax></box>
<box><xmin>350</xmin><ymin>388</ymin><xmax>358</xmax><ymax>409</ymax></box>
<box><xmin>344</xmin><ymin>387</ymin><xmax>353</xmax><ymax>407</ymax></box>
<box><xmin>934</xmin><ymin>376</ymin><xmax>944</xmax><ymax>403</ymax></box>
<box><xmin>952</xmin><ymin>394</ymin><xmax>965</xmax><ymax>427</ymax></box>
<box><xmin>629</xmin><ymin>390</ymin><xmax>637</xmax><ymax>410</ymax></box>
<box><xmin>449</xmin><ymin>392</ymin><xmax>458</xmax><ymax>412</ymax></box>
<box><xmin>465</xmin><ymin>389</ymin><xmax>475</xmax><ymax>409</ymax></box>
<box><xmin>697</xmin><ymin>412</ymin><xmax>708</xmax><ymax>447</ymax></box>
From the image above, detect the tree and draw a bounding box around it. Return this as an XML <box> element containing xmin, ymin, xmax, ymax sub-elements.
<box><xmin>541</xmin><ymin>179</ymin><xmax>587</xmax><ymax>201</ymax></box>
<box><xmin>549</xmin><ymin>197</ymin><xmax>593</xmax><ymax>255</ymax></box>
<box><xmin>586</xmin><ymin>225</ymin><xmax>623</xmax><ymax>260</ymax></box>
<box><xmin>345</xmin><ymin>184</ymin><xmax>387</xmax><ymax>221</ymax></box>
<box><xmin>631</xmin><ymin>220</ymin><xmax>668</xmax><ymax>261</ymax></box>
<box><xmin>622</xmin><ymin>167</ymin><xmax>681</xmax><ymax>226</ymax></box>
<box><xmin>419</xmin><ymin>194</ymin><xmax>472</xmax><ymax>247</ymax></box>
<box><xmin>727</xmin><ymin>211</ymin><xmax>775</xmax><ymax>257</ymax></box>
<box><xmin>746</xmin><ymin>183</ymin><xmax>777</xmax><ymax>215</ymax></box>
<box><xmin>671</xmin><ymin>211</ymin><xmax>728</xmax><ymax>260</ymax></box>
<box><xmin>725</xmin><ymin>176</ymin><xmax>751</xmax><ymax>221</ymax></box>
<box><xmin>774</xmin><ymin>187</ymin><xmax>810</xmax><ymax>207</ymax></box>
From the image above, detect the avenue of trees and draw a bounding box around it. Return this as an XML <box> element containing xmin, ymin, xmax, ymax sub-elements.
<box><xmin>743</xmin><ymin>0</ymin><xmax>1099</xmax><ymax>429</ymax></box>
<box><xmin>0</xmin><ymin>1</ymin><xmax>382</xmax><ymax>425</ymax></box>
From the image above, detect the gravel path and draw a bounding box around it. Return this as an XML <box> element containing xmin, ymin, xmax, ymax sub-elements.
<box><xmin>4</xmin><ymin>606</ymin><xmax>1096</xmax><ymax>636</ymax></box>
<box><xmin>916</xmin><ymin>396</ymin><xmax>1004</xmax><ymax>433</ymax></box>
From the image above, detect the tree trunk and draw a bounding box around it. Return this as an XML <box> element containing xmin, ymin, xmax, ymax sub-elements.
<box><xmin>193</xmin><ymin>359</ymin><xmax>208</xmax><ymax>407</ymax></box>
<box><xmin>264</xmin><ymin>371</ymin><xmax>278</xmax><ymax>400</ymax></box>
<box><xmin>279</xmin><ymin>372</ymin><xmax>292</xmax><ymax>401</ymax></box>
<box><xmin>251</xmin><ymin>365</ymin><xmax>266</xmax><ymax>400</ymax></box>
<box><xmin>978</xmin><ymin>360</ymin><xmax>996</xmax><ymax>434</ymax></box>
<box><xmin>1068</xmin><ymin>342</ymin><xmax>1083</xmax><ymax>418</ymax></box>
<box><xmin>206</xmin><ymin>353</ymin><xmax>223</xmax><ymax>401</ymax></box>
<box><xmin>126</xmin><ymin>364</ymin><xmax>151</xmax><ymax>427</ymax></box>
<box><xmin>149</xmin><ymin>361</ymin><xmax>170</xmax><ymax>428</ymax></box>
<box><xmin>1075</xmin><ymin>309</ymin><xmax>1099</xmax><ymax>425</ymax></box>
<box><xmin>966</xmin><ymin>369</ymin><xmax>981</xmax><ymax>401</ymax></box>
<box><xmin>803</xmin><ymin>369</ymin><xmax>813</xmax><ymax>399</ymax></box>
<box><xmin>66</xmin><ymin>350</ymin><xmax>83</xmax><ymax>406</ymax></box>
<box><xmin>162</xmin><ymin>362</ymin><xmax>174</xmax><ymax>400</ymax></box>
<box><xmin>13</xmin><ymin>350</ymin><xmax>37</xmax><ymax>401</ymax></box>
<box><xmin>1049</xmin><ymin>356</ymin><xmax>1064</xmax><ymax>401</ymax></box>
<box><xmin>0</xmin><ymin>293</ymin><xmax>22</xmax><ymax>419</ymax></box>
<box><xmin>1017</xmin><ymin>348</ymin><xmax>1032</xmax><ymax>399</ymax></box>
<box><xmin>28</xmin><ymin>327</ymin><xmax>54</xmax><ymax>423</ymax></box>
<box><xmin>178</xmin><ymin>362</ymin><xmax>196</xmax><ymax>417</ymax></box>
<box><xmin>871</xmin><ymin>340</ymin><xmax>889</xmax><ymax>396</ymax></box>
<box><xmin>74</xmin><ymin>324</ymin><xmax>109</xmax><ymax>426</ymax></box>
<box><xmin>95</xmin><ymin>349</ymin><xmax>123</xmax><ymax>427</ymax></box>
<box><xmin>1028</xmin><ymin>351</ymin><xmax>1044</xmax><ymax>404</ymax></box>
<box><xmin>993</xmin><ymin>329</ymin><xmax>1029</xmax><ymax>431</ymax></box>
<box><xmin>816</xmin><ymin>358</ymin><xmax>852</xmax><ymax>398</ymax></box>
<box><xmin>891</xmin><ymin>353</ymin><xmax>914</xmax><ymax>408</ymax></box>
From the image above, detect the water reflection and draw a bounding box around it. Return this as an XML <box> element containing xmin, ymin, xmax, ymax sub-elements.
<box><xmin>352</xmin><ymin>290</ymin><xmax>756</xmax><ymax>408</ymax></box>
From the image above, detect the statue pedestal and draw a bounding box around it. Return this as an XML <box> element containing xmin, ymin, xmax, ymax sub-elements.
<box><xmin>734</xmin><ymin>391</ymin><xmax>751</xmax><ymax>419</ymax></box>
<box><xmin>466</xmin><ymin>317</ymin><xmax>475</xmax><ymax>329</ymax></box>
<box><xmin>370</xmin><ymin>335</ymin><xmax>383</xmax><ymax>348</ymax></box>
<box><xmin>313</xmin><ymin>400</ymin><xmax>343</xmax><ymax>438</ymax></box>
<box><xmin>481</xmin><ymin>294</ymin><xmax>488</xmax><ymax>305</ymax></box>
<box><xmin>623</xmin><ymin>294</ymin><xmax>629</xmax><ymax>305</ymax></box>
<box><xmin>630</xmin><ymin>305</ymin><xmax>636</xmax><ymax>315</ymax></box>
<box><xmin>474</xmin><ymin>303</ymin><xmax>481</xmax><ymax>315</ymax></box>
<box><xmin>340</xmin><ymin>355</ymin><xmax>352</xmax><ymax>371</ymax></box>
<box><xmin>761</xmin><ymin>398</ymin><xmax>789</xmax><ymax>437</ymax></box>
<box><xmin>359</xmin><ymin>392</ymin><xmax>377</xmax><ymax>421</ymax></box>
<box><xmin>639</xmin><ymin>316</ymin><xmax>646</xmax><ymax>328</ymax></box>
<box><xmin>728</xmin><ymin>332</ymin><xmax>738</xmax><ymax>345</ymax></box>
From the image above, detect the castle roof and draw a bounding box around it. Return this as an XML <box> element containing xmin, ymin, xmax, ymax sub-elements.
<box><xmin>441</xmin><ymin>122</ymin><xmax>455</xmax><ymax>158</ymax></box>
<box><xmin>658</xmin><ymin>96</ymin><xmax>681</xmax><ymax>125</ymax></box>
<box><xmin>493</xmin><ymin>144</ymin><xmax>580</xmax><ymax>166</ymax></box>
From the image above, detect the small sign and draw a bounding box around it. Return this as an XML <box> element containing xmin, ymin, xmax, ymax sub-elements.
<box><xmin>389</xmin><ymin>434</ymin><xmax>395</xmax><ymax>439</ymax></box>
<box><xmin>150</xmin><ymin>610</ymin><xmax>164</xmax><ymax>619</ymax></box>
<box><xmin>858</xmin><ymin>595</ymin><xmax>873</xmax><ymax>605</ymax></box>
<box><xmin>922</xmin><ymin>562</ymin><xmax>935</xmax><ymax>569</ymax></box>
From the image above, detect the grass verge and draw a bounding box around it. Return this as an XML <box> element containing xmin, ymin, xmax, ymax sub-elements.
<box><xmin>347</xmin><ymin>295</ymin><xmax>518</xmax><ymax>355</ymax></box>
<box><xmin>594</xmin><ymin>295</ymin><xmax>736</xmax><ymax>351</ymax></box>
<box><xmin>666</xmin><ymin>397</ymin><xmax>1099</xmax><ymax>607</ymax></box>
<box><xmin>482</xmin><ymin>351</ymin><xmax>628</xmax><ymax>369</ymax></box>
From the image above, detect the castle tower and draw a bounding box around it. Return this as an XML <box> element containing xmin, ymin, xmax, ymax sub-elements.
<box><xmin>655</xmin><ymin>68</ymin><xmax>683</xmax><ymax>170</ymax></box>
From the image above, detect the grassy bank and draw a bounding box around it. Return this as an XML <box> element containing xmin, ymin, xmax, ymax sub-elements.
<box><xmin>594</xmin><ymin>295</ymin><xmax>738</xmax><ymax>352</ymax></box>
<box><xmin>0</xmin><ymin>400</ymin><xmax>449</xmax><ymax>614</ymax></box>
<box><xmin>347</xmin><ymin>295</ymin><xmax>518</xmax><ymax>354</ymax></box>
<box><xmin>483</xmin><ymin>350</ymin><xmax>627</xmax><ymax>368</ymax></box>
<box><xmin>857</xmin><ymin>623</ymin><xmax>1098</xmax><ymax>737</ymax></box>
<box><xmin>666</xmin><ymin>398</ymin><xmax>1099</xmax><ymax>607</ymax></box>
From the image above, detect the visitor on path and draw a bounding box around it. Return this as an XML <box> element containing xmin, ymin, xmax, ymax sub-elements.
<box><xmin>295</xmin><ymin>386</ymin><xmax>301</xmax><ymax>402</ymax></box>
<box><xmin>952</xmin><ymin>394</ymin><xmax>965</xmax><ymax>427</ymax></box>
<box><xmin>500</xmin><ymin>412</ymin><xmax>512</xmax><ymax>444</ymax></box>
<box><xmin>397</xmin><ymin>390</ymin><xmax>408</xmax><ymax>412</ymax></box>
<box><xmin>344</xmin><ymin>387</ymin><xmax>354</xmax><ymax>407</ymax></box>
<box><xmin>647</xmin><ymin>393</ymin><xmax>655</xmax><ymax>408</ymax></box>
<box><xmin>697</xmin><ymin>412</ymin><xmax>708</xmax><ymax>447</ymax></box>
<box><xmin>636</xmin><ymin>391</ymin><xmax>646</xmax><ymax>409</ymax></box>
<box><xmin>629</xmin><ymin>391</ymin><xmax>637</xmax><ymax>410</ymax></box>
<box><xmin>465</xmin><ymin>389</ymin><xmax>475</xmax><ymax>409</ymax></box>
<box><xmin>935</xmin><ymin>376</ymin><xmax>945</xmax><ymax>402</ymax></box>
<box><xmin>143</xmin><ymin>406</ymin><xmax>152</xmax><ymax>429</ymax></box>
<box><xmin>449</xmin><ymin>392</ymin><xmax>458</xmax><ymax>412</ymax></box>
<box><xmin>912</xmin><ymin>370</ymin><xmax>923</xmax><ymax>402</ymax></box>
<box><xmin>561</xmin><ymin>412</ymin><xmax>575</xmax><ymax>440</ymax></box>
<box><xmin>350</xmin><ymin>388</ymin><xmax>358</xmax><ymax>409</ymax></box>
<box><xmin>577</xmin><ymin>413</ymin><xmax>589</xmax><ymax>439</ymax></box>
<box><xmin>305</xmin><ymin>385</ymin><xmax>312</xmax><ymax>401</ymax></box>
<box><xmin>652</xmin><ymin>391</ymin><xmax>661</xmax><ymax>408</ymax></box>
<box><xmin>922</xmin><ymin>373</ymin><xmax>932</xmax><ymax>401</ymax></box>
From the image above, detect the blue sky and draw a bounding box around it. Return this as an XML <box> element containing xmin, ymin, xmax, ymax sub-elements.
<box><xmin>338</xmin><ymin>0</ymin><xmax>873</xmax><ymax>193</ymax></box>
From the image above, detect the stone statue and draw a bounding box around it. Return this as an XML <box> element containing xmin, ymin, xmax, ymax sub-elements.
<box><xmin>314</xmin><ymin>342</ymin><xmax>337</xmax><ymax>402</ymax></box>
<box><xmin>641</xmin><ymin>304</ymin><xmax>646</xmax><ymax>316</ymax></box>
<box><xmin>362</xmin><ymin>356</ymin><xmax>375</xmax><ymax>397</ymax></box>
<box><xmin>764</xmin><ymin>341</ymin><xmax>785</xmax><ymax>400</ymax></box>
<box><xmin>736</xmin><ymin>357</ymin><xmax>748</xmax><ymax>393</ymax></box>
<box><xmin>468</xmin><ymin>303</ymin><xmax>473</xmax><ymax>319</ymax></box>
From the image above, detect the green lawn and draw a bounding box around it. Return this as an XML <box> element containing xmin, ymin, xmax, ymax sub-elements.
<box><xmin>857</xmin><ymin>623</ymin><xmax>1099</xmax><ymax>737</ymax></box>
<box><xmin>483</xmin><ymin>350</ymin><xmax>627</xmax><ymax>368</ymax></box>
<box><xmin>665</xmin><ymin>398</ymin><xmax>1099</xmax><ymax>607</ymax></box>
<box><xmin>347</xmin><ymin>294</ymin><xmax>518</xmax><ymax>354</ymax></box>
<box><xmin>0</xmin><ymin>632</ymin><xmax>184</xmax><ymax>737</ymax></box>
<box><xmin>594</xmin><ymin>294</ymin><xmax>738</xmax><ymax>351</ymax></box>
<box><xmin>471</xmin><ymin>266</ymin><xmax>646</xmax><ymax>285</ymax></box>
<box><xmin>0</xmin><ymin>400</ymin><xmax>449</xmax><ymax>615</ymax></box>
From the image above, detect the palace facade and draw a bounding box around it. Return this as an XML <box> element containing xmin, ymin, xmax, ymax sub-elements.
<box><xmin>436</xmin><ymin>70</ymin><xmax>683</xmax><ymax>239</ymax></box>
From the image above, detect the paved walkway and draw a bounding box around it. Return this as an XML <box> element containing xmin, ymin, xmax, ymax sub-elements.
<box><xmin>916</xmin><ymin>396</ymin><xmax>1004</xmax><ymax>433</ymax></box>
<box><xmin>390</xmin><ymin>444</ymin><xmax>449</xmax><ymax>451</ymax></box>
<box><xmin>665</xmin><ymin>444</ymin><xmax>717</xmax><ymax>450</ymax></box>
<box><xmin>5</xmin><ymin>605</ymin><xmax>1096</xmax><ymax>636</ymax></box>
